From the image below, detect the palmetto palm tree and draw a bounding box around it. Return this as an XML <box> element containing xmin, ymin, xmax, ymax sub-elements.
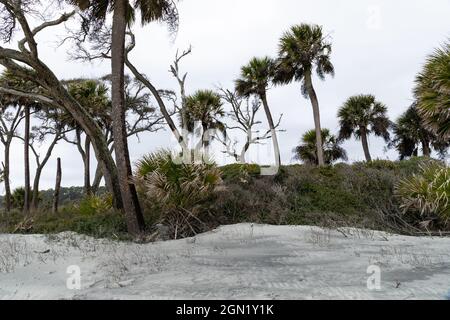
<box><xmin>185</xmin><ymin>90</ymin><xmax>225</xmax><ymax>148</ymax></box>
<box><xmin>66</xmin><ymin>79</ymin><xmax>110</xmax><ymax>196</ymax></box>
<box><xmin>414</xmin><ymin>42</ymin><xmax>450</xmax><ymax>141</ymax></box>
<box><xmin>235</xmin><ymin>56</ymin><xmax>281</xmax><ymax>166</ymax></box>
<box><xmin>274</xmin><ymin>23</ymin><xmax>334</xmax><ymax>166</ymax></box>
<box><xmin>337</xmin><ymin>94</ymin><xmax>390</xmax><ymax>162</ymax></box>
<box><xmin>293</xmin><ymin>128</ymin><xmax>347</xmax><ymax>165</ymax></box>
<box><xmin>68</xmin><ymin>0</ymin><xmax>179</xmax><ymax>235</ymax></box>
<box><xmin>390</xmin><ymin>104</ymin><xmax>449</xmax><ymax>160</ymax></box>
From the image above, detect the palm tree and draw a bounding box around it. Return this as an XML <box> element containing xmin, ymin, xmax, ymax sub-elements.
<box><xmin>390</xmin><ymin>104</ymin><xmax>449</xmax><ymax>160</ymax></box>
<box><xmin>185</xmin><ymin>90</ymin><xmax>225</xmax><ymax>149</ymax></box>
<box><xmin>68</xmin><ymin>0</ymin><xmax>179</xmax><ymax>235</ymax></box>
<box><xmin>414</xmin><ymin>42</ymin><xmax>450</xmax><ymax>141</ymax></box>
<box><xmin>337</xmin><ymin>94</ymin><xmax>390</xmax><ymax>162</ymax></box>
<box><xmin>274</xmin><ymin>23</ymin><xmax>334</xmax><ymax>166</ymax></box>
<box><xmin>293</xmin><ymin>128</ymin><xmax>347</xmax><ymax>165</ymax></box>
<box><xmin>235</xmin><ymin>57</ymin><xmax>281</xmax><ymax>166</ymax></box>
<box><xmin>67</xmin><ymin>79</ymin><xmax>110</xmax><ymax>196</ymax></box>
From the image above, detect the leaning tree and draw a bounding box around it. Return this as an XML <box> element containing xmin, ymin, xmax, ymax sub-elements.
<box><xmin>0</xmin><ymin>1</ymin><xmax>123</xmax><ymax>219</ymax></box>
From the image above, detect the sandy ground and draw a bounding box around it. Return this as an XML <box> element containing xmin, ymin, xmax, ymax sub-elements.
<box><xmin>0</xmin><ymin>223</ymin><xmax>449</xmax><ymax>300</ymax></box>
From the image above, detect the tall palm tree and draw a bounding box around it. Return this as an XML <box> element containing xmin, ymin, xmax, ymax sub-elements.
<box><xmin>390</xmin><ymin>104</ymin><xmax>449</xmax><ymax>160</ymax></box>
<box><xmin>185</xmin><ymin>90</ymin><xmax>225</xmax><ymax>149</ymax></box>
<box><xmin>68</xmin><ymin>0</ymin><xmax>179</xmax><ymax>235</ymax></box>
<box><xmin>293</xmin><ymin>128</ymin><xmax>347</xmax><ymax>165</ymax></box>
<box><xmin>337</xmin><ymin>94</ymin><xmax>390</xmax><ymax>162</ymax></box>
<box><xmin>235</xmin><ymin>56</ymin><xmax>281</xmax><ymax>166</ymax></box>
<box><xmin>414</xmin><ymin>42</ymin><xmax>450</xmax><ymax>141</ymax></box>
<box><xmin>274</xmin><ymin>24</ymin><xmax>334</xmax><ymax>166</ymax></box>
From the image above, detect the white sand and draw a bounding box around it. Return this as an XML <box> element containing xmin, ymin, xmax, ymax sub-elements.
<box><xmin>1</xmin><ymin>223</ymin><xmax>449</xmax><ymax>300</ymax></box>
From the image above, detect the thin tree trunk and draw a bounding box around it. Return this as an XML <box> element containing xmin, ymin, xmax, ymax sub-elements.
<box><xmin>52</xmin><ymin>157</ymin><xmax>61</xmax><ymax>214</ymax></box>
<box><xmin>84</xmin><ymin>136</ymin><xmax>91</xmax><ymax>195</ymax></box>
<box><xmin>260</xmin><ymin>92</ymin><xmax>281</xmax><ymax>167</ymax></box>
<box><xmin>125</xmin><ymin>57</ymin><xmax>187</xmax><ymax>151</ymax></box>
<box><xmin>31</xmin><ymin>167</ymin><xmax>42</xmax><ymax>210</ymax></box>
<box><xmin>360</xmin><ymin>126</ymin><xmax>372</xmax><ymax>162</ymax></box>
<box><xmin>23</xmin><ymin>105</ymin><xmax>30</xmax><ymax>214</ymax></box>
<box><xmin>304</xmin><ymin>71</ymin><xmax>324</xmax><ymax>166</ymax></box>
<box><xmin>31</xmin><ymin>132</ymin><xmax>61</xmax><ymax>211</ymax></box>
<box><xmin>92</xmin><ymin>164</ymin><xmax>103</xmax><ymax>194</ymax></box>
<box><xmin>111</xmin><ymin>0</ymin><xmax>145</xmax><ymax>235</ymax></box>
<box><xmin>3</xmin><ymin>141</ymin><xmax>11</xmax><ymax>212</ymax></box>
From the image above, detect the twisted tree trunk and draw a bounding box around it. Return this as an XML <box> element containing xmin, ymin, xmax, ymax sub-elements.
<box><xmin>304</xmin><ymin>71</ymin><xmax>324</xmax><ymax>166</ymax></box>
<box><xmin>111</xmin><ymin>0</ymin><xmax>145</xmax><ymax>235</ymax></box>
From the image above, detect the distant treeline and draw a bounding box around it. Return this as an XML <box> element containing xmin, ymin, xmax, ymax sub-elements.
<box><xmin>0</xmin><ymin>186</ymin><xmax>107</xmax><ymax>210</ymax></box>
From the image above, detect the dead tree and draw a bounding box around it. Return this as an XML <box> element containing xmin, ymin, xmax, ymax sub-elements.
<box><xmin>52</xmin><ymin>157</ymin><xmax>61</xmax><ymax>214</ymax></box>
<box><xmin>218</xmin><ymin>89</ymin><xmax>283</xmax><ymax>163</ymax></box>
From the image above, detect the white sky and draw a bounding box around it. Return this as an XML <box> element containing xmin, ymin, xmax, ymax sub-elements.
<box><xmin>1</xmin><ymin>0</ymin><xmax>450</xmax><ymax>192</ymax></box>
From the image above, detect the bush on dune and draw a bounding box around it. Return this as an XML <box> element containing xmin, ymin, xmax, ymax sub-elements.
<box><xmin>135</xmin><ymin>149</ymin><xmax>223</xmax><ymax>239</ymax></box>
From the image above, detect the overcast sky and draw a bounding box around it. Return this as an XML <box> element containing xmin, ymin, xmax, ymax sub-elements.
<box><xmin>2</xmin><ymin>0</ymin><xmax>450</xmax><ymax>192</ymax></box>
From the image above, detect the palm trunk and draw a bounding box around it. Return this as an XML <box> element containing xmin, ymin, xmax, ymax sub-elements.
<box><xmin>3</xmin><ymin>140</ymin><xmax>11</xmax><ymax>212</ymax></box>
<box><xmin>421</xmin><ymin>138</ymin><xmax>431</xmax><ymax>157</ymax></box>
<box><xmin>260</xmin><ymin>92</ymin><xmax>281</xmax><ymax>167</ymax></box>
<box><xmin>23</xmin><ymin>105</ymin><xmax>30</xmax><ymax>214</ymax></box>
<box><xmin>84</xmin><ymin>136</ymin><xmax>91</xmax><ymax>195</ymax></box>
<box><xmin>360</xmin><ymin>126</ymin><xmax>372</xmax><ymax>162</ymax></box>
<box><xmin>52</xmin><ymin>157</ymin><xmax>61</xmax><ymax>214</ymax></box>
<box><xmin>304</xmin><ymin>71</ymin><xmax>325</xmax><ymax>166</ymax></box>
<box><xmin>111</xmin><ymin>0</ymin><xmax>145</xmax><ymax>235</ymax></box>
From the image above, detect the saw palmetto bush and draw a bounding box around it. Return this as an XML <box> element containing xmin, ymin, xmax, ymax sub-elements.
<box><xmin>396</xmin><ymin>162</ymin><xmax>450</xmax><ymax>227</ymax></box>
<box><xmin>135</xmin><ymin>150</ymin><xmax>223</xmax><ymax>239</ymax></box>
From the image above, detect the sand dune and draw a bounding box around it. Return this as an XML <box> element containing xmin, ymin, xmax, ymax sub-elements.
<box><xmin>1</xmin><ymin>224</ymin><xmax>449</xmax><ymax>300</ymax></box>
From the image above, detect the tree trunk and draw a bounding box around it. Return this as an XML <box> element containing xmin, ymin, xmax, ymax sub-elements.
<box><xmin>31</xmin><ymin>138</ymin><xmax>59</xmax><ymax>211</ymax></box>
<box><xmin>84</xmin><ymin>136</ymin><xmax>91</xmax><ymax>195</ymax></box>
<box><xmin>0</xmin><ymin>26</ymin><xmax>123</xmax><ymax>211</ymax></box>
<box><xmin>421</xmin><ymin>138</ymin><xmax>431</xmax><ymax>157</ymax></box>
<box><xmin>31</xmin><ymin>167</ymin><xmax>43</xmax><ymax>210</ymax></box>
<box><xmin>52</xmin><ymin>157</ymin><xmax>61</xmax><ymax>214</ymax></box>
<box><xmin>92</xmin><ymin>164</ymin><xmax>103</xmax><ymax>194</ymax></box>
<box><xmin>125</xmin><ymin>58</ymin><xmax>187</xmax><ymax>151</ymax></box>
<box><xmin>111</xmin><ymin>0</ymin><xmax>145</xmax><ymax>235</ymax></box>
<box><xmin>23</xmin><ymin>105</ymin><xmax>30</xmax><ymax>214</ymax></box>
<box><xmin>360</xmin><ymin>126</ymin><xmax>372</xmax><ymax>162</ymax></box>
<box><xmin>304</xmin><ymin>71</ymin><xmax>325</xmax><ymax>166</ymax></box>
<box><xmin>260</xmin><ymin>92</ymin><xmax>281</xmax><ymax>167</ymax></box>
<box><xmin>3</xmin><ymin>141</ymin><xmax>11</xmax><ymax>212</ymax></box>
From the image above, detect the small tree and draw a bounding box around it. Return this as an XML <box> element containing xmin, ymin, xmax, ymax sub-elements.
<box><xmin>294</xmin><ymin>129</ymin><xmax>347</xmax><ymax>165</ymax></box>
<box><xmin>337</xmin><ymin>94</ymin><xmax>391</xmax><ymax>162</ymax></box>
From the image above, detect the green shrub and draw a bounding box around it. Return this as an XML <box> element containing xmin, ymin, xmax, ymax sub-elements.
<box><xmin>220</xmin><ymin>163</ymin><xmax>261</xmax><ymax>181</ymax></box>
<box><xmin>77</xmin><ymin>194</ymin><xmax>113</xmax><ymax>216</ymax></box>
<box><xmin>136</xmin><ymin>149</ymin><xmax>223</xmax><ymax>238</ymax></box>
<box><xmin>396</xmin><ymin>162</ymin><xmax>450</xmax><ymax>225</ymax></box>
